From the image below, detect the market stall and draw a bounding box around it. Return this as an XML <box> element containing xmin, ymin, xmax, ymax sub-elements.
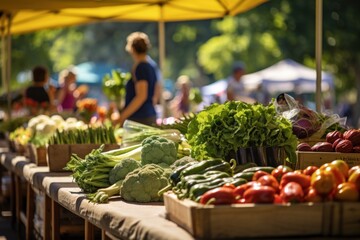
<box><xmin>1</xmin><ymin>97</ymin><xmax>359</xmax><ymax>239</ymax></box>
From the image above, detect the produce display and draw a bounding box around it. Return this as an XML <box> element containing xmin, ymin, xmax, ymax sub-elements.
<box><xmin>297</xmin><ymin>129</ymin><xmax>360</xmax><ymax>153</ymax></box>
<box><xmin>9</xmin><ymin>114</ymin><xmax>88</xmax><ymax>147</ymax></box>
<box><xmin>164</xmin><ymin>159</ymin><xmax>360</xmax><ymax>205</ymax></box>
<box><xmin>187</xmin><ymin>101</ymin><xmax>298</xmax><ymax>163</ymax></box>
<box><xmin>66</xmin><ymin>135</ymin><xmax>193</xmax><ymax>203</ymax></box>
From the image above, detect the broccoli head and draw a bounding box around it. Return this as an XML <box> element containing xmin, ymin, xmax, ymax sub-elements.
<box><xmin>170</xmin><ymin>156</ymin><xmax>197</xmax><ymax>169</ymax></box>
<box><xmin>141</xmin><ymin>136</ymin><xmax>177</xmax><ymax>167</ymax></box>
<box><xmin>120</xmin><ymin>164</ymin><xmax>170</xmax><ymax>202</ymax></box>
<box><xmin>108</xmin><ymin>158</ymin><xmax>142</xmax><ymax>184</ymax></box>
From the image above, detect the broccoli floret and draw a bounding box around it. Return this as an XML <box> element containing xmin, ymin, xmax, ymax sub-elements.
<box><xmin>120</xmin><ymin>164</ymin><xmax>170</xmax><ymax>202</ymax></box>
<box><xmin>170</xmin><ymin>156</ymin><xmax>197</xmax><ymax>169</ymax></box>
<box><xmin>108</xmin><ymin>158</ymin><xmax>142</xmax><ymax>184</ymax></box>
<box><xmin>141</xmin><ymin>136</ymin><xmax>177</xmax><ymax>166</ymax></box>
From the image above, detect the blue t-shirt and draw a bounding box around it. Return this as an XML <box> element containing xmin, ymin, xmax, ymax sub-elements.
<box><xmin>125</xmin><ymin>62</ymin><xmax>157</xmax><ymax>119</ymax></box>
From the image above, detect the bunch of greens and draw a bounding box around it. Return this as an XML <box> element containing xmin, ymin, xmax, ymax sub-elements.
<box><xmin>49</xmin><ymin>127</ymin><xmax>117</xmax><ymax>145</ymax></box>
<box><xmin>186</xmin><ymin>101</ymin><xmax>298</xmax><ymax>163</ymax></box>
<box><xmin>65</xmin><ymin>144</ymin><xmax>142</xmax><ymax>193</ymax></box>
<box><xmin>122</xmin><ymin>120</ymin><xmax>182</xmax><ymax>146</ymax></box>
<box><xmin>102</xmin><ymin>69</ymin><xmax>130</xmax><ymax>111</ymax></box>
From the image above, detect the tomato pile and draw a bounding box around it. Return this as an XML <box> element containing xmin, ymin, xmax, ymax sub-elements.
<box><xmin>199</xmin><ymin>160</ymin><xmax>360</xmax><ymax>205</ymax></box>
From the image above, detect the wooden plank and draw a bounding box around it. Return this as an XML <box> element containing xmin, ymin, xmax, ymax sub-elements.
<box><xmin>26</xmin><ymin>183</ymin><xmax>35</xmax><ymax>240</ymax></box>
<box><xmin>338</xmin><ymin>202</ymin><xmax>360</xmax><ymax>236</ymax></box>
<box><xmin>51</xmin><ymin>200</ymin><xmax>60</xmax><ymax>240</ymax></box>
<box><xmin>44</xmin><ymin>195</ymin><xmax>51</xmax><ymax>240</ymax></box>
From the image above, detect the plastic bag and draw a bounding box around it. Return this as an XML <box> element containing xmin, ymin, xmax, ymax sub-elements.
<box><xmin>274</xmin><ymin>93</ymin><xmax>347</xmax><ymax>139</ymax></box>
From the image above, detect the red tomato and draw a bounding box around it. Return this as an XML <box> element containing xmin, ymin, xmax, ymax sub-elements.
<box><xmin>304</xmin><ymin>187</ymin><xmax>323</xmax><ymax>203</ymax></box>
<box><xmin>303</xmin><ymin>166</ymin><xmax>319</xmax><ymax>176</ymax></box>
<box><xmin>252</xmin><ymin>171</ymin><xmax>270</xmax><ymax>181</ymax></box>
<box><xmin>334</xmin><ymin>182</ymin><xmax>359</xmax><ymax>202</ymax></box>
<box><xmin>199</xmin><ymin>187</ymin><xmax>236</xmax><ymax>205</ymax></box>
<box><xmin>233</xmin><ymin>181</ymin><xmax>260</xmax><ymax>198</ymax></box>
<box><xmin>280</xmin><ymin>182</ymin><xmax>304</xmax><ymax>203</ymax></box>
<box><xmin>243</xmin><ymin>186</ymin><xmax>275</xmax><ymax>204</ymax></box>
<box><xmin>271</xmin><ymin>165</ymin><xmax>293</xmax><ymax>182</ymax></box>
<box><xmin>222</xmin><ymin>183</ymin><xmax>236</xmax><ymax>189</ymax></box>
<box><xmin>257</xmin><ymin>175</ymin><xmax>279</xmax><ymax>192</ymax></box>
<box><xmin>280</xmin><ymin>172</ymin><xmax>311</xmax><ymax>190</ymax></box>
<box><xmin>273</xmin><ymin>194</ymin><xmax>283</xmax><ymax>204</ymax></box>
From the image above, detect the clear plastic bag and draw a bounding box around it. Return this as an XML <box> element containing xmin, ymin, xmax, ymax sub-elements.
<box><xmin>275</xmin><ymin>93</ymin><xmax>347</xmax><ymax>139</ymax></box>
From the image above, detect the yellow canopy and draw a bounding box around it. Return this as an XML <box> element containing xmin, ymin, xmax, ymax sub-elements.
<box><xmin>1</xmin><ymin>0</ymin><xmax>267</xmax><ymax>34</ymax></box>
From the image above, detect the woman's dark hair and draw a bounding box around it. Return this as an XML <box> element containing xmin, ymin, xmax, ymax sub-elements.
<box><xmin>32</xmin><ymin>66</ymin><xmax>48</xmax><ymax>83</ymax></box>
<box><xmin>126</xmin><ymin>32</ymin><xmax>151</xmax><ymax>54</ymax></box>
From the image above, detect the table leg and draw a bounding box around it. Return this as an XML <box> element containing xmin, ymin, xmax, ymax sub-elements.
<box><xmin>101</xmin><ymin>230</ymin><xmax>111</xmax><ymax>240</ymax></box>
<box><xmin>85</xmin><ymin>219</ymin><xmax>95</xmax><ymax>240</ymax></box>
<box><xmin>51</xmin><ymin>200</ymin><xmax>60</xmax><ymax>240</ymax></box>
<box><xmin>26</xmin><ymin>183</ymin><xmax>35</xmax><ymax>240</ymax></box>
<box><xmin>44</xmin><ymin>194</ymin><xmax>51</xmax><ymax>240</ymax></box>
<box><xmin>14</xmin><ymin>174</ymin><xmax>21</xmax><ymax>233</ymax></box>
<box><xmin>10</xmin><ymin>171</ymin><xmax>16</xmax><ymax>229</ymax></box>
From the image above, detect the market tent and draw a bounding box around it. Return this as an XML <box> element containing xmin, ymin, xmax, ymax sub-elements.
<box><xmin>200</xmin><ymin>59</ymin><xmax>334</xmax><ymax>105</ymax></box>
<box><xmin>1</xmin><ymin>1</ymin><xmax>267</xmax><ymax>34</ymax></box>
<box><xmin>241</xmin><ymin>59</ymin><xmax>334</xmax><ymax>95</ymax></box>
<box><xmin>1</xmin><ymin>0</ymin><xmax>267</xmax><ymax>118</ymax></box>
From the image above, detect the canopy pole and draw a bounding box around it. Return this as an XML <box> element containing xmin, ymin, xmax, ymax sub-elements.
<box><xmin>158</xmin><ymin>4</ymin><xmax>166</xmax><ymax>119</ymax></box>
<box><xmin>0</xmin><ymin>13</ymin><xmax>12</xmax><ymax>120</ymax></box>
<box><xmin>315</xmin><ymin>0</ymin><xmax>323</xmax><ymax>112</ymax></box>
<box><xmin>6</xmin><ymin>13</ymin><xmax>12</xmax><ymax>119</ymax></box>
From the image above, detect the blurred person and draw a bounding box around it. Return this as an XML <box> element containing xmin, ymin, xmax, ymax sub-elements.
<box><xmin>226</xmin><ymin>62</ymin><xmax>255</xmax><ymax>103</ymax></box>
<box><xmin>147</xmin><ymin>55</ymin><xmax>162</xmax><ymax>106</ymax></box>
<box><xmin>170</xmin><ymin>75</ymin><xmax>191</xmax><ymax>118</ymax></box>
<box><xmin>24</xmin><ymin>65</ymin><xmax>55</xmax><ymax>115</ymax></box>
<box><xmin>116</xmin><ymin>32</ymin><xmax>157</xmax><ymax>126</ymax></box>
<box><xmin>57</xmin><ymin>66</ymin><xmax>77</xmax><ymax>112</ymax></box>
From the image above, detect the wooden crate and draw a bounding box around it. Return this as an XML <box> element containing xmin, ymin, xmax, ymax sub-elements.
<box><xmin>28</xmin><ymin>144</ymin><xmax>47</xmax><ymax>166</ymax></box>
<box><xmin>331</xmin><ymin>202</ymin><xmax>360</xmax><ymax>236</ymax></box>
<box><xmin>297</xmin><ymin>151</ymin><xmax>360</xmax><ymax>169</ymax></box>
<box><xmin>164</xmin><ymin>192</ymin><xmax>331</xmax><ymax>239</ymax></box>
<box><xmin>47</xmin><ymin>144</ymin><xmax>119</xmax><ymax>172</ymax></box>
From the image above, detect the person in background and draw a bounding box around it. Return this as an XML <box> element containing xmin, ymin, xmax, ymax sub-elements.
<box><xmin>116</xmin><ymin>32</ymin><xmax>157</xmax><ymax>126</ymax></box>
<box><xmin>57</xmin><ymin>66</ymin><xmax>77</xmax><ymax>112</ymax></box>
<box><xmin>170</xmin><ymin>75</ymin><xmax>191</xmax><ymax>118</ymax></box>
<box><xmin>24</xmin><ymin>65</ymin><xmax>55</xmax><ymax>115</ymax></box>
<box><xmin>226</xmin><ymin>62</ymin><xmax>255</xmax><ymax>103</ymax></box>
<box><xmin>146</xmin><ymin>55</ymin><xmax>162</xmax><ymax>106</ymax></box>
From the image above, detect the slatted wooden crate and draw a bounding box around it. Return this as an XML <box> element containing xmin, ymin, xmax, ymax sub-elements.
<box><xmin>164</xmin><ymin>192</ymin><xmax>332</xmax><ymax>239</ymax></box>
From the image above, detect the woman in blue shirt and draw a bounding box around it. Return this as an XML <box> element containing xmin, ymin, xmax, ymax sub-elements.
<box><xmin>118</xmin><ymin>32</ymin><xmax>157</xmax><ymax>126</ymax></box>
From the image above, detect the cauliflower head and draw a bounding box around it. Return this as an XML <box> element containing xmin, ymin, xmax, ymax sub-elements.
<box><xmin>108</xmin><ymin>158</ymin><xmax>142</xmax><ymax>184</ymax></box>
<box><xmin>170</xmin><ymin>156</ymin><xmax>197</xmax><ymax>169</ymax></box>
<box><xmin>141</xmin><ymin>136</ymin><xmax>177</xmax><ymax>167</ymax></box>
<box><xmin>120</xmin><ymin>164</ymin><xmax>170</xmax><ymax>202</ymax></box>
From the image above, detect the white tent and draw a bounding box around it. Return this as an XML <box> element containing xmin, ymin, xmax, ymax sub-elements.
<box><xmin>242</xmin><ymin>59</ymin><xmax>334</xmax><ymax>95</ymax></box>
<box><xmin>201</xmin><ymin>59</ymin><xmax>334</xmax><ymax>105</ymax></box>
